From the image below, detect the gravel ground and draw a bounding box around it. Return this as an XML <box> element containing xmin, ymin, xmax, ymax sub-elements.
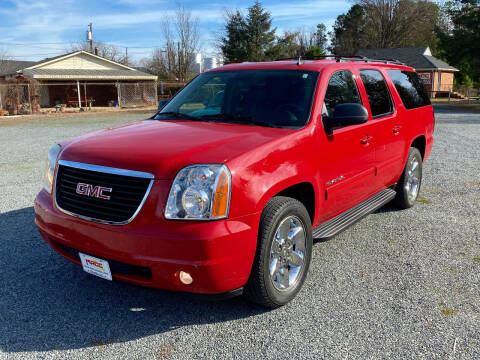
<box><xmin>0</xmin><ymin>106</ymin><xmax>479</xmax><ymax>359</ymax></box>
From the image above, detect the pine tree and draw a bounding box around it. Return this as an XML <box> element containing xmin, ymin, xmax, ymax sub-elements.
<box><xmin>245</xmin><ymin>1</ymin><xmax>276</xmax><ymax>61</ymax></box>
<box><xmin>221</xmin><ymin>10</ymin><xmax>248</xmax><ymax>63</ymax></box>
<box><xmin>221</xmin><ymin>1</ymin><xmax>276</xmax><ymax>63</ymax></box>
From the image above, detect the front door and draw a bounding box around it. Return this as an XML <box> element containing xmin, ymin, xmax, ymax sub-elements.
<box><xmin>318</xmin><ymin>70</ymin><xmax>378</xmax><ymax>221</ymax></box>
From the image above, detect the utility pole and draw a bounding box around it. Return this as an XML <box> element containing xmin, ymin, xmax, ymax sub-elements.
<box><xmin>87</xmin><ymin>23</ymin><xmax>93</xmax><ymax>53</ymax></box>
<box><xmin>177</xmin><ymin>42</ymin><xmax>181</xmax><ymax>81</ymax></box>
<box><xmin>125</xmin><ymin>47</ymin><xmax>128</xmax><ymax>66</ymax></box>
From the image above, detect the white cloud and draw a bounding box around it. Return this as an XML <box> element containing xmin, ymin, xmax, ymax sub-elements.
<box><xmin>1</xmin><ymin>0</ymin><xmax>350</xmax><ymax>60</ymax></box>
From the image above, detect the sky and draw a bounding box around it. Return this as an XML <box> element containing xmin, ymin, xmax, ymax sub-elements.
<box><xmin>0</xmin><ymin>0</ymin><xmax>352</xmax><ymax>62</ymax></box>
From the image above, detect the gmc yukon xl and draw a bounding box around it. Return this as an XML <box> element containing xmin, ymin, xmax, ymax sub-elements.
<box><xmin>35</xmin><ymin>57</ymin><xmax>434</xmax><ymax>307</ymax></box>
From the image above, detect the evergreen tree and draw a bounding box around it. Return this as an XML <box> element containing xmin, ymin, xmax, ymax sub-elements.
<box><xmin>221</xmin><ymin>1</ymin><xmax>276</xmax><ymax>63</ymax></box>
<box><xmin>265</xmin><ymin>32</ymin><xmax>299</xmax><ymax>59</ymax></box>
<box><xmin>329</xmin><ymin>5</ymin><xmax>366</xmax><ymax>55</ymax></box>
<box><xmin>437</xmin><ymin>0</ymin><xmax>480</xmax><ymax>85</ymax></box>
<box><xmin>221</xmin><ymin>10</ymin><xmax>248</xmax><ymax>63</ymax></box>
<box><xmin>313</xmin><ymin>24</ymin><xmax>328</xmax><ymax>53</ymax></box>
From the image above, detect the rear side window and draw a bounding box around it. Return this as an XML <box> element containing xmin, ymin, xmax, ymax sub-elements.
<box><xmin>324</xmin><ymin>70</ymin><xmax>361</xmax><ymax>115</ymax></box>
<box><xmin>359</xmin><ymin>69</ymin><xmax>393</xmax><ymax>117</ymax></box>
<box><xmin>386</xmin><ymin>70</ymin><xmax>431</xmax><ymax>109</ymax></box>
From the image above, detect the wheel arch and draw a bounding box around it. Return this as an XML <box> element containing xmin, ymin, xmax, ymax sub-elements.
<box><xmin>411</xmin><ymin>135</ymin><xmax>426</xmax><ymax>160</ymax></box>
<box><xmin>258</xmin><ymin>180</ymin><xmax>317</xmax><ymax>225</ymax></box>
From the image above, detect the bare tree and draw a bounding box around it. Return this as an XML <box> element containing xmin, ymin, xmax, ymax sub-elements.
<box><xmin>356</xmin><ymin>0</ymin><xmax>439</xmax><ymax>48</ymax></box>
<box><xmin>175</xmin><ymin>5</ymin><xmax>200</xmax><ymax>80</ymax></box>
<box><xmin>143</xmin><ymin>5</ymin><xmax>200</xmax><ymax>81</ymax></box>
<box><xmin>0</xmin><ymin>49</ymin><xmax>8</xmax><ymax>111</ymax></box>
<box><xmin>0</xmin><ymin>48</ymin><xmax>10</xmax><ymax>74</ymax></box>
<box><xmin>69</xmin><ymin>41</ymin><xmax>126</xmax><ymax>63</ymax></box>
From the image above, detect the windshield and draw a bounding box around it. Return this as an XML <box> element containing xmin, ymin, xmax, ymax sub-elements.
<box><xmin>155</xmin><ymin>70</ymin><xmax>319</xmax><ymax>129</ymax></box>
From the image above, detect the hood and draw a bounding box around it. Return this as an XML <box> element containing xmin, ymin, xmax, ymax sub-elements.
<box><xmin>59</xmin><ymin>119</ymin><xmax>293</xmax><ymax>179</ymax></box>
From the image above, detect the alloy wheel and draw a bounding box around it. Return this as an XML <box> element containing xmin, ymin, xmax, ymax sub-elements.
<box><xmin>269</xmin><ymin>215</ymin><xmax>306</xmax><ymax>291</ymax></box>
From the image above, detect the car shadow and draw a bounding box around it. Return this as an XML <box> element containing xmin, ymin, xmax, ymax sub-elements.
<box><xmin>373</xmin><ymin>205</ymin><xmax>398</xmax><ymax>214</ymax></box>
<box><xmin>0</xmin><ymin>207</ymin><xmax>266</xmax><ymax>353</ymax></box>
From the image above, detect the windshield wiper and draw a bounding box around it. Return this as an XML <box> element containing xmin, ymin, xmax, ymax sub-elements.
<box><xmin>201</xmin><ymin>113</ymin><xmax>278</xmax><ymax>128</ymax></box>
<box><xmin>156</xmin><ymin>111</ymin><xmax>201</xmax><ymax>121</ymax></box>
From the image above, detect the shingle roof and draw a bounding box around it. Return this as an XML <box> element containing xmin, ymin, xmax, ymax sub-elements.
<box><xmin>356</xmin><ymin>47</ymin><xmax>459</xmax><ymax>71</ymax></box>
<box><xmin>23</xmin><ymin>68</ymin><xmax>157</xmax><ymax>80</ymax></box>
<box><xmin>1</xmin><ymin>51</ymin><xmax>157</xmax><ymax>80</ymax></box>
<box><xmin>0</xmin><ymin>60</ymin><xmax>38</xmax><ymax>76</ymax></box>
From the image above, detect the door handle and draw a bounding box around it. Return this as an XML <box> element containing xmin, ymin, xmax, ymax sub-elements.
<box><xmin>360</xmin><ymin>135</ymin><xmax>373</xmax><ymax>145</ymax></box>
<box><xmin>393</xmin><ymin>125</ymin><xmax>402</xmax><ymax>134</ymax></box>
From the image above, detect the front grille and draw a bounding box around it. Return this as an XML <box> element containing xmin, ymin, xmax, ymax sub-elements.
<box><xmin>55</xmin><ymin>161</ymin><xmax>153</xmax><ymax>224</ymax></box>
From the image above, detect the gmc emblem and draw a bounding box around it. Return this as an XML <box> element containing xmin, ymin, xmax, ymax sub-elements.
<box><xmin>76</xmin><ymin>183</ymin><xmax>112</xmax><ymax>200</ymax></box>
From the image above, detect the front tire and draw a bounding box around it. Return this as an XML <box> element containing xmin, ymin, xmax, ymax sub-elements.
<box><xmin>394</xmin><ymin>147</ymin><xmax>423</xmax><ymax>209</ymax></box>
<box><xmin>244</xmin><ymin>196</ymin><xmax>313</xmax><ymax>308</ymax></box>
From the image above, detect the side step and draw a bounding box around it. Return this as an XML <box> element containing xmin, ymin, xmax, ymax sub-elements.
<box><xmin>313</xmin><ymin>187</ymin><xmax>397</xmax><ymax>239</ymax></box>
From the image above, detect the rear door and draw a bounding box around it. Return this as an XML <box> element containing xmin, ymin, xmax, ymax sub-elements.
<box><xmin>318</xmin><ymin>69</ymin><xmax>378</xmax><ymax>220</ymax></box>
<box><xmin>358</xmin><ymin>68</ymin><xmax>404</xmax><ymax>188</ymax></box>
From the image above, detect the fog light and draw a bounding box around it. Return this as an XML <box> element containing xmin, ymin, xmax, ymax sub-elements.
<box><xmin>179</xmin><ymin>271</ymin><xmax>193</xmax><ymax>285</ymax></box>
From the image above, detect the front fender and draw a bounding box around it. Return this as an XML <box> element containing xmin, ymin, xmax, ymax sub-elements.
<box><xmin>226</xmin><ymin>129</ymin><xmax>319</xmax><ymax>220</ymax></box>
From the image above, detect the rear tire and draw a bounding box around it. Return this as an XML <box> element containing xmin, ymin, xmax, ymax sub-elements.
<box><xmin>244</xmin><ymin>196</ymin><xmax>313</xmax><ymax>308</ymax></box>
<box><xmin>394</xmin><ymin>147</ymin><xmax>423</xmax><ymax>209</ymax></box>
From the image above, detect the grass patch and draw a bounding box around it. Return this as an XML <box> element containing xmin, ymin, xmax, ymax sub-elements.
<box><xmin>91</xmin><ymin>339</ymin><xmax>114</xmax><ymax>347</ymax></box>
<box><xmin>416</xmin><ymin>195</ymin><xmax>432</xmax><ymax>204</ymax></box>
<box><xmin>433</xmin><ymin>102</ymin><xmax>480</xmax><ymax>113</ymax></box>
<box><xmin>473</xmin><ymin>257</ymin><xmax>480</xmax><ymax>262</ymax></box>
<box><xmin>438</xmin><ymin>301</ymin><xmax>458</xmax><ymax>316</ymax></box>
<box><xmin>466</xmin><ymin>181</ymin><xmax>480</xmax><ymax>186</ymax></box>
<box><xmin>448</xmin><ymin>266</ymin><xmax>459</xmax><ymax>273</ymax></box>
<box><xmin>441</xmin><ymin>308</ymin><xmax>458</xmax><ymax>316</ymax></box>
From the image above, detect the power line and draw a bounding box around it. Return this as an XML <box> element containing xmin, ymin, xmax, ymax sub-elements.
<box><xmin>0</xmin><ymin>41</ymin><xmax>165</xmax><ymax>49</ymax></box>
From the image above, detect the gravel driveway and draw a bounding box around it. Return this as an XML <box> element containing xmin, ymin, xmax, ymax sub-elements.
<box><xmin>0</xmin><ymin>106</ymin><xmax>479</xmax><ymax>359</ymax></box>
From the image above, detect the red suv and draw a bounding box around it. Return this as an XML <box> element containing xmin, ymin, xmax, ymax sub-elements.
<box><xmin>35</xmin><ymin>58</ymin><xmax>434</xmax><ymax>307</ymax></box>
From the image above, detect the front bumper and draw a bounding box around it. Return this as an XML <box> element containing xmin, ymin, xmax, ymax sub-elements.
<box><xmin>34</xmin><ymin>186</ymin><xmax>260</xmax><ymax>294</ymax></box>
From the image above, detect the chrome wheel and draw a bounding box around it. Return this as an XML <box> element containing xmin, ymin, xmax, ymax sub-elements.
<box><xmin>269</xmin><ymin>215</ymin><xmax>306</xmax><ymax>291</ymax></box>
<box><xmin>405</xmin><ymin>157</ymin><xmax>421</xmax><ymax>202</ymax></box>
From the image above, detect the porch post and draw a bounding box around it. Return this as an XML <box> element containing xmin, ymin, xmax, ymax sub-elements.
<box><xmin>83</xmin><ymin>82</ymin><xmax>88</xmax><ymax>109</ymax></box>
<box><xmin>76</xmin><ymin>80</ymin><xmax>82</xmax><ymax>108</ymax></box>
<box><xmin>116</xmin><ymin>81</ymin><xmax>121</xmax><ymax>107</ymax></box>
<box><xmin>154</xmin><ymin>80</ymin><xmax>158</xmax><ymax>106</ymax></box>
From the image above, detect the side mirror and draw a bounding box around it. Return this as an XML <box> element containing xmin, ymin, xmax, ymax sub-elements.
<box><xmin>324</xmin><ymin>103</ymin><xmax>369</xmax><ymax>135</ymax></box>
<box><xmin>158</xmin><ymin>99</ymin><xmax>169</xmax><ymax>111</ymax></box>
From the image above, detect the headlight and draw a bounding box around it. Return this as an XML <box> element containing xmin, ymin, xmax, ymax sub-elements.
<box><xmin>165</xmin><ymin>164</ymin><xmax>231</xmax><ymax>220</ymax></box>
<box><xmin>44</xmin><ymin>144</ymin><xmax>61</xmax><ymax>194</ymax></box>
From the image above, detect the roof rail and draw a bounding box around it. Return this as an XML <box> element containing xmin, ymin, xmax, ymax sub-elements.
<box><xmin>274</xmin><ymin>54</ymin><xmax>406</xmax><ymax>66</ymax></box>
<box><xmin>275</xmin><ymin>55</ymin><xmax>367</xmax><ymax>62</ymax></box>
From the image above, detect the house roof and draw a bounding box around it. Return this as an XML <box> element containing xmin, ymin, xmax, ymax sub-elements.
<box><xmin>23</xmin><ymin>68</ymin><xmax>157</xmax><ymax>80</ymax></box>
<box><xmin>1</xmin><ymin>51</ymin><xmax>157</xmax><ymax>80</ymax></box>
<box><xmin>356</xmin><ymin>46</ymin><xmax>459</xmax><ymax>72</ymax></box>
<box><xmin>0</xmin><ymin>60</ymin><xmax>38</xmax><ymax>76</ymax></box>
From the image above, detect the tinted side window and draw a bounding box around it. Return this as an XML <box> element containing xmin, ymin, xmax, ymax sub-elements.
<box><xmin>359</xmin><ymin>69</ymin><xmax>393</xmax><ymax>117</ymax></box>
<box><xmin>324</xmin><ymin>70</ymin><xmax>361</xmax><ymax>115</ymax></box>
<box><xmin>387</xmin><ymin>70</ymin><xmax>431</xmax><ymax>109</ymax></box>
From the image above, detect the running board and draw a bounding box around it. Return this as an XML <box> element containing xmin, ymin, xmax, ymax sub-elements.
<box><xmin>313</xmin><ymin>187</ymin><xmax>397</xmax><ymax>239</ymax></box>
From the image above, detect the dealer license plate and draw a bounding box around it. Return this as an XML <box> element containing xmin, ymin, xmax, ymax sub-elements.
<box><xmin>79</xmin><ymin>253</ymin><xmax>112</xmax><ymax>281</ymax></box>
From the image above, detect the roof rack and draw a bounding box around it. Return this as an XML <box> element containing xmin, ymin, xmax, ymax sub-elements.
<box><xmin>274</xmin><ymin>55</ymin><xmax>405</xmax><ymax>66</ymax></box>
